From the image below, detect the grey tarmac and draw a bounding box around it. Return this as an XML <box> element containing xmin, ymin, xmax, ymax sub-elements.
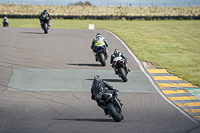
<box><xmin>0</xmin><ymin>27</ymin><xmax>199</xmax><ymax>133</ymax></box>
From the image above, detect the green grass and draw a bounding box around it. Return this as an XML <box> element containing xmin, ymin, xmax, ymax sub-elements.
<box><xmin>1</xmin><ymin>19</ymin><xmax>200</xmax><ymax>87</ymax></box>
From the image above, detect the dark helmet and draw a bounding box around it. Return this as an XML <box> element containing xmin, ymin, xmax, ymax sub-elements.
<box><xmin>44</xmin><ymin>9</ymin><xmax>47</xmax><ymax>13</ymax></box>
<box><xmin>93</xmin><ymin>75</ymin><xmax>102</xmax><ymax>88</ymax></box>
<box><xmin>96</xmin><ymin>33</ymin><xmax>101</xmax><ymax>36</ymax></box>
<box><xmin>94</xmin><ymin>75</ymin><xmax>102</xmax><ymax>81</ymax></box>
<box><xmin>114</xmin><ymin>49</ymin><xmax>121</xmax><ymax>57</ymax></box>
<box><xmin>114</xmin><ymin>49</ymin><xmax>120</xmax><ymax>53</ymax></box>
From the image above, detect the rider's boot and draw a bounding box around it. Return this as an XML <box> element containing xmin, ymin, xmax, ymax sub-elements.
<box><xmin>94</xmin><ymin>52</ymin><xmax>98</xmax><ymax>61</ymax></box>
<box><xmin>113</xmin><ymin>66</ymin><xmax>117</xmax><ymax>74</ymax></box>
<box><xmin>116</xmin><ymin>97</ymin><xmax>123</xmax><ymax>106</ymax></box>
<box><xmin>98</xmin><ymin>103</ymin><xmax>108</xmax><ymax>115</ymax></box>
<box><xmin>104</xmin><ymin>108</ymin><xmax>109</xmax><ymax>115</ymax></box>
<box><xmin>47</xmin><ymin>23</ymin><xmax>50</xmax><ymax>27</ymax></box>
<box><xmin>125</xmin><ymin>65</ymin><xmax>130</xmax><ymax>73</ymax></box>
<box><xmin>105</xmin><ymin>48</ymin><xmax>109</xmax><ymax>58</ymax></box>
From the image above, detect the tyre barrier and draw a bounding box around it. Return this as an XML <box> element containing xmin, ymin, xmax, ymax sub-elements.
<box><xmin>0</xmin><ymin>14</ymin><xmax>200</xmax><ymax>20</ymax></box>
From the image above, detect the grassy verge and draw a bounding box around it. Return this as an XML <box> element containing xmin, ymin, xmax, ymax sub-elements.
<box><xmin>1</xmin><ymin>19</ymin><xmax>200</xmax><ymax>87</ymax></box>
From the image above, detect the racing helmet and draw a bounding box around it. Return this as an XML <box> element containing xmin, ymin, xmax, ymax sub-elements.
<box><xmin>96</xmin><ymin>33</ymin><xmax>102</xmax><ymax>38</ymax></box>
<box><xmin>93</xmin><ymin>75</ymin><xmax>102</xmax><ymax>88</ymax></box>
<box><xmin>94</xmin><ymin>75</ymin><xmax>102</xmax><ymax>82</ymax></box>
<box><xmin>114</xmin><ymin>49</ymin><xmax>120</xmax><ymax>53</ymax></box>
<box><xmin>44</xmin><ymin>9</ymin><xmax>47</xmax><ymax>13</ymax></box>
<box><xmin>96</xmin><ymin>33</ymin><xmax>101</xmax><ymax>36</ymax></box>
<box><xmin>114</xmin><ymin>49</ymin><xmax>121</xmax><ymax>57</ymax></box>
<box><xmin>96</xmin><ymin>33</ymin><xmax>103</xmax><ymax>43</ymax></box>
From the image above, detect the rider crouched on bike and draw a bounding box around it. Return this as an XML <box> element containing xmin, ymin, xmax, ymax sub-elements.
<box><xmin>39</xmin><ymin>10</ymin><xmax>52</xmax><ymax>26</ymax></box>
<box><xmin>2</xmin><ymin>16</ymin><xmax>9</xmax><ymax>26</ymax></box>
<box><xmin>110</xmin><ymin>49</ymin><xmax>131</xmax><ymax>73</ymax></box>
<box><xmin>91</xmin><ymin>33</ymin><xmax>109</xmax><ymax>61</ymax></box>
<box><xmin>91</xmin><ymin>75</ymin><xmax>121</xmax><ymax>115</ymax></box>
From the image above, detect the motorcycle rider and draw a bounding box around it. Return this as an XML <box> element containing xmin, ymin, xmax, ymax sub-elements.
<box><xmin>91</xmin><ymin>33</ymin><xmax>109</xmax><ymax>61</ymax></box>
<box><xmin>39</xmin><ymin>9</ymin><xmax>52</xmax><ymax>26</ymax></box>
<box><xmin>91</xmin><ymin>75</ymin><xmax>120</xmax><ymax>115</ymax></box>
<box><xmin>2</xmin><ymin>16</ymin><xmax>9</xmax><ymax>27</ymax></box>
<box><xmin>110</xmin><ymin>49</ymin><xmax>131</xmax><ymax>73</ymax></box>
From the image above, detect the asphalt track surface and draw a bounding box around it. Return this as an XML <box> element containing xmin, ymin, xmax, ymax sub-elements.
<box><xmin>0</xmin><ymin>27</ymin><xmax>200</xmax><ymax>133</ymax></box>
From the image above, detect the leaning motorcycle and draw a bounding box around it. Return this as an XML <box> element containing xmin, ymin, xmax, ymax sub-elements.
<box><xmin>95</xmin><ymin>45</ymin><xmax>107</xmax><ymax>66</ymax></box>
<box><xmin>113</xmin><ymin>57</ymin><xmax>129</xmax><ymax>82</ymax></box>
<box><xmin>41</xmin><ymin>17</ymin><xmax>50</xmax><ymax>34</ymax></box>
<box><xmin>3</xmin><ymin>20</ymin><xmax>8</xmax><ymax>27</ymax></box>
<box><xmin>97</xmin><ymin>90</ymin><xmax>124</xmax><ymax>122</ymax></box>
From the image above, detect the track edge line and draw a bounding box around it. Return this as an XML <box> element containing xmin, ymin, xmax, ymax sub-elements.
<box><xmin>105</xmin><ymin>29</ymin><xmax>200</xmax><ymax>126</ymax></box>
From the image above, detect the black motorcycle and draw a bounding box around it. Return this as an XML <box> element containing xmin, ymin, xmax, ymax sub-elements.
<box><xmin>95</xmin><ymin>45</ymin><xmax>107</xmax><ymax>66</ymax></box>
<box><xmin>97</xmin><ymin>89</ymin><xmax>124</xmax><ymax>122</ymax></box>
<box><xmin>112</xmin><ymin>57</ymin><xmax>129</xmax><ymax>82</ymax></box>
<box><xmin>41</xmin><ymin>17</ymin><xmax>50</xmax><ymax>34</ymax></box>
<box><xmin>3</xmin><ymin>20</ymin><xmax>8</xmax><ymax>27</ymax></box>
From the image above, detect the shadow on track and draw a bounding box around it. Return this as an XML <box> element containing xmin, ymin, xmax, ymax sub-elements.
<box><xmin>103</xmin><ymin>79</ymin><xmax>122</xmax><ymax>82</ymax></box>
<box><xmin>68</xmin><ymin>63</ymin><xmax>101</xmax><ymax>67</ymax></box>
<box><xmin>86</xmin><ymin>79</ymin><xmax>122</xmax><ymax>82</ymax></box>
<box><xmin>53</xmin><ymin>118</ymin><xmax>114</xmax><ymax>122</ymax></box>
<box><xmin>22</xmin><ymin>32</ymin><xmax>44</xmax><ymax>34</ymax></box>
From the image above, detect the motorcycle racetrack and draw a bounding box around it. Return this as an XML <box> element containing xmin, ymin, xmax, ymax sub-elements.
<box><xmin>0</xmin><ymin>27</ymin><xmax>200</xmax><ymax>133</ymax></box>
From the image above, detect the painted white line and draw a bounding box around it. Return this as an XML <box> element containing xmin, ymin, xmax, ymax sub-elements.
<box><xmin>105</xmin><ymin>30</ymin><xmax>200</xmax><ymax>126</ymax></box>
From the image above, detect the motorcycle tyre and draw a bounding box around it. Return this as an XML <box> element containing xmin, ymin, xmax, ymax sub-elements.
<box><xmin>106</xmin><ymin>102</ymin><xmax>122</xmax><ymax>122</ymax></box>
<box><xmin>99</xmin><ymin>53</ymin><xmax>106</xmax><ymax>66</ymax></box>
<box><xmin>44</xmin><ymin>23</ymin><xmax>48</xmax><ymax>34</ymax></box>
<box><xmin>119</xmin><ymin>67</ymin><xmax>128</xmax><ymax>82</ymax></box>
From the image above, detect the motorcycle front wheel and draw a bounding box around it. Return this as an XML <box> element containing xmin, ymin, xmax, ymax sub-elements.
<box><xmin>106</xmin><ymin>102</ymin><xmax>122</xmax><ymax>122</ymax></box>
<box><xmin>44</xmin><ymin>23</ymin><xmax>48</xmax><ymax>34</ymax></box>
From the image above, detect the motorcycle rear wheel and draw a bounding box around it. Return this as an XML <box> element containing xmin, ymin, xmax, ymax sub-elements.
<box><xmin>119</xmin><ymin>67</ymin><xmax>128</xmax><ymax>82</ymax></box>
<box><xmin>106</xmin><ymin>102</ymin><xmax>122</xmax><ymax>122</ymax></box>
<box><xmin>99</xmin><ymin>53</ymin><xmax>106</xmax><ymax>66</ymax></box>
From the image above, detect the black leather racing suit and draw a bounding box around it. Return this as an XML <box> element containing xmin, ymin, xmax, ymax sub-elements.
<box><xmin>91</xmin><ymin>79</ymin><xmax>114</xmax><ymax>103</ymax></box>
<box><xmin>91</xmin><ymin>79</ymin><xmax>123</xmax><ymax>115</ymax></box>
<box><xmin>39</xmin><ymin>11</ymin><xmax>52</xmax><ymax>25</ymax></box>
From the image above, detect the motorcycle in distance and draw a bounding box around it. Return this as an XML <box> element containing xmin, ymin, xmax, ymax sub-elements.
<box><xmin>112</xmin><ymin>57</ymin><xmax>129</xmax><ymax>82</ymax></box>
<box><xmin>97</xmin><ymin>89</ymin><xmax>124</xmax><ymax>122</ymax></box>
<box><xmin>3</xmin><ymin>20</ymin><xmax>8</xmax><ymax>27</ymax></box>
<box><xmin>95</xmin><ymin>45</ymin><xmax>107</xmax><ymax>66</ymax></box>
<box><xmin>41</xmin><ymin>17</ymin><xmax>51</xmax><ymax>34</ymax></box>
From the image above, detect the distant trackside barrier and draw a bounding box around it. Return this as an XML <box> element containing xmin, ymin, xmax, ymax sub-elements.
<box><xmin>0</xmin><ymin>14</ymin><xmax>200</xmax><ymax>20</ymax></box>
